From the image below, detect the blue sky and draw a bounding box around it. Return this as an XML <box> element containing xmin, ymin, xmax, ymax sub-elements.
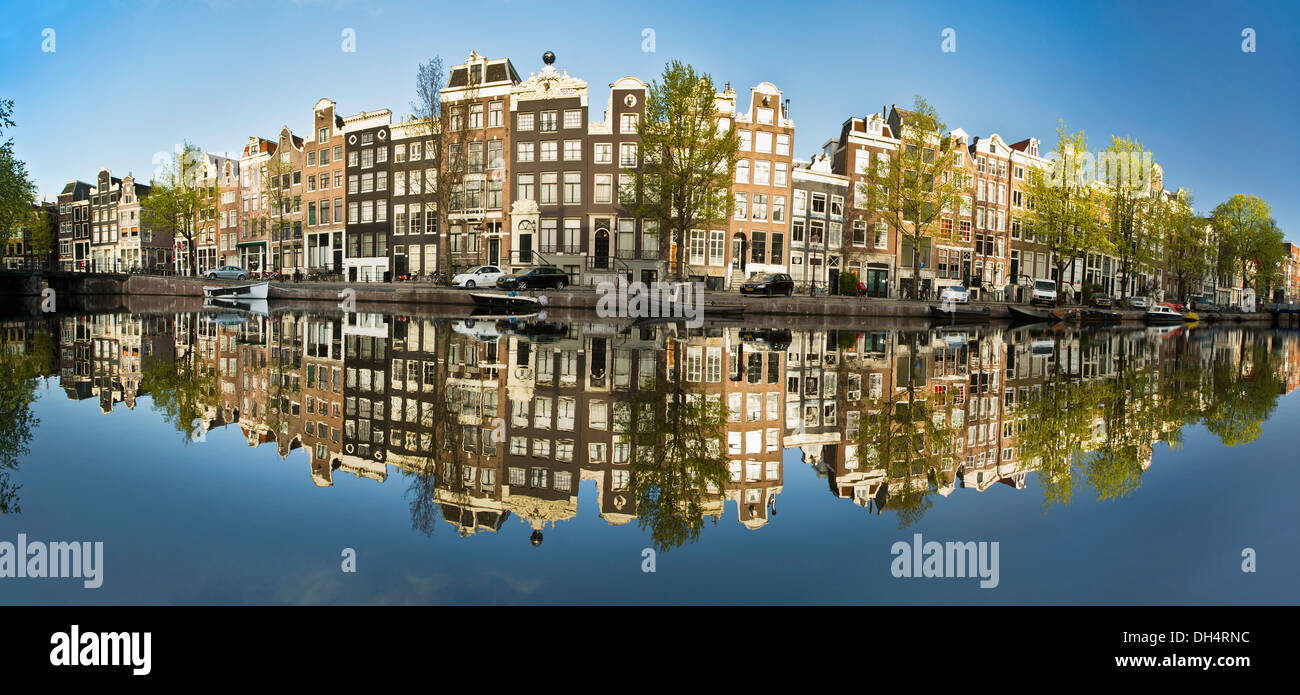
<box><xmin>1</xmin><ymin>0</ymin><xmax>1296</xmax><ymax>242</ymax></box>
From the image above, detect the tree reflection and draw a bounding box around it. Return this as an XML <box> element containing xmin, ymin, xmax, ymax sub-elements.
<box><xmin>853</xmin><ymin>382</ymin><xmax>957</xmax><ymax>528</ymax></box>
<box><xmin>1204</xmin><ymin>335</ymin><xmax>1284</xmax><ymax>447</ymax></box>
<box><xmin>1017</xmin><ymin>372</ymin><xmax>1098</xmax><ymax>511</ymax></box>
<box><xmin>0</xmin><ymin>328</ymin><xmax>53</xmax><ymax>514</ymax></box>
<box><xmin>400</xmin><ymin>319</ymin><xmax>477</xmax><ymax>539</ymax></box>
<box><xmin>623</xmin><ymin>368</ymin><xmax>730</xmax><ymax>552</ymax></box>
<box><xmin>141</xmin><ymin>316</ymin><xmax>219</xmax><ymax>444</ymax></box>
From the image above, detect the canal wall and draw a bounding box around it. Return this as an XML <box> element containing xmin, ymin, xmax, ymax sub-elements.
<box><xmin>0</xmin><ymin>270</ymin><xmax>1283</xmax><ymax>323</ymax></box>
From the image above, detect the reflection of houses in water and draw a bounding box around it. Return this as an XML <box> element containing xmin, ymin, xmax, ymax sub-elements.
<box><xmin>52</xmin><ymin>310</ymin><xmax>1300</xmax><ymax>534</ymax></box>
<box><xmin>717</xmin><ymin>326</ymin><xmax>784</xmax><ymax>529</ymax></box>
<box><xmin>340</xmin><ymin>312</ymin><xmax>390</xmax><ymax>482</ymax></box>
<box><xmin>55</xmin><ymin>314</ymin><xmax>171</xmax><ymax>412</ymax></box>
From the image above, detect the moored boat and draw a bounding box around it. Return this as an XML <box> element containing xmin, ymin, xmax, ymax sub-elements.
<box><xmin>203</xmin><ymin>281</ymin><xmax>269</xmax><ymax>300</ymax></box>
<box><xmin>1008</xmin><ymin>305</ymin><xmax>1061</xmax><ymax>323</ymax></box>
<box><xmin>470</xmin><ymin>292</ymin><xmax>543</xmax><ymax>313</ymax></box>
<box><xmin>1081</xmin><ymin>308</ymin><xmax>1123</xmax><ymax>324</ymax></box>
<box><xmin>1144</xmin><ymin>305</ymin><xmax>1184</xmax><ymax>324</ymax></box>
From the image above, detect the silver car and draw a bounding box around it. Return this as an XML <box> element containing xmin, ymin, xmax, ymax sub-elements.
<box><xmin>205</xmin><ymin>265</ymin><xmax>250</xmax><ymax>281</ymax></box>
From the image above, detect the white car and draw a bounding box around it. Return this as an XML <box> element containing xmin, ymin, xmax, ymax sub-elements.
<box><xmin>939</xmin><ymin>285</ymin><xmax>969</xmax><ymax>305</ymax></box>
<box><xmin>451</xmin><ymin>265</ymin><xmax>505</xmax><ymax>288</ymax></box>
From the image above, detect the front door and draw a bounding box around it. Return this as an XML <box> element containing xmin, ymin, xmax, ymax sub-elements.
<box><xmin>518</xmin><ymin>232</ymin><xmax>533</xmax><ymax>265</ymax></box>
<box><xmin>866</xmin><ymin>269</ymin><xmax>888</xmax><ymax>298</ymax></box>
<box><xmin>488</xmin><ymin>238</ymin><xmax>500</xmax><ymax>266</ymax></box>
<box><xmin>732</xmin><ymin>235</ymin><xmax>745</xmax><ymax>272</ymax></box>
<box><xmin>594</xmin><ymin>229</ymin><xmax>610</xmax><ymax>270</ymax></box>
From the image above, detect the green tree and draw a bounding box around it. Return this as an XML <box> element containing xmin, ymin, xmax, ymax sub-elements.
<box><xmin>1210</xmin><ymin>194</ymin><xmax>1280</xmax><ymax>297</ymax></box>
<box><xmin>1025</xmin><ymin>121</ymin><xmax>1107</xmax><ymax>301</ymax></box>
<box><xmin>142</xmin><ymin>142</ymin><xmax>216</xmax><ymax>276</ymax></box>
<box><xmin>0</xmin><ymin>99</ymin><xmax>39</xmax><ymax>251</ymax></box>
<box><xmin>263</xmin><ymin>153</ymin><xmax>298</xmax><ymax>273</ymax></box>
<box><xmin>1154</xmin><ymin>190</ymin><xmax>1209</xmax><ymax>304</ymax></box>
<box><xmin>858</xmin><ymin>96</ymin><xmax>965</xmax><ymax>299</ymax></box>
<box><xmin>1101</xmin><ymin>136</ymin><xmax>1159</xmax><ymax>300</ymax></box>
<box><xmin>25</xmin><ymin>205</ymin><xmax>55</xmax><ymax>268</ymax></box>
<box><xmin>628</xmin><ymin>60</ymin><xmax>740</xmax><ymax>281</ymax></box>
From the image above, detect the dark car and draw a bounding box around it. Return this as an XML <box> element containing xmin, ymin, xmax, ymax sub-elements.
<box><xmin>496</xmin><ymin>266</ymin><xmax>570</xmax><ymax>290</ymax></box>
<box><xmin>739</xmin><ymin>272</ymin><xmax>794</xmax><ymax>297</ymax></box>
<box><xmin>1091</xmin><ymin>293</ymin><xmax>1113</xmax><ymax>308</ymax></box>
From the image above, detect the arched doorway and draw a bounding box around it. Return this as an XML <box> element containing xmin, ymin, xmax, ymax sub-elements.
<box><xmin>594</xmin><ymin>228</ymin><xmax>610</xmax><ymax>270</ymax></box>
<box><xmin>732</xmin><ymin>233</ymin><xmax>746</xmax><ymax>273</ymax></box>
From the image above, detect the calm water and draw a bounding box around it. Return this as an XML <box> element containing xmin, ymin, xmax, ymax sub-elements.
<box><xmin>1</xmin><ymin>310</ymin><xmax>1297</xmax><ymax>605</ymax></box>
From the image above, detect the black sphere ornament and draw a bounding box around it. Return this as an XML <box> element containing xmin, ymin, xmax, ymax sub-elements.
<box><xmin>542</xmin><ymin>51</ymin><xmax>556</xmax><ymax>65</ymax></box>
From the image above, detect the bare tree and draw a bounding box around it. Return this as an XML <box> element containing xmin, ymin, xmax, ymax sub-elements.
<box><xmin>411</xmin><ymin>56</ymin><xmax>482</xmax><ymax>281</ymax></box>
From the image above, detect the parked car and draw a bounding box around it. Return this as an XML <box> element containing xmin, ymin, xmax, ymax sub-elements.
<box><xmin>1091</xmin><ymin>293</ymin><xmax>1113</xmax><ymax>308</ymax></box>
<box><xmin>451</xmin><ymin>265</ymin><xmax>506</xmax><ymax>288</ymax></box>
<box><xmin>496</xmin><ymin>266</ymin><xmax>570</xmax><ymax>290</ymax></box>
<box><xmin>1126</xmin><ymin>296</ymin><xmax>1151</xmax><ymax>309</ymax></box>
<box><xmin>740</xmin><ymin>272</ymin><xmax>794</xmax><ymax>297</ymax></box>
<box><xmin>204</xmin><ymin>265</ymin><xmax>250</xmax><ymax>281</ymax></box>
<box><xmin>939</xmin><ymin>285</ymin><xmax>970</xmax><ymax>305</ymax></box>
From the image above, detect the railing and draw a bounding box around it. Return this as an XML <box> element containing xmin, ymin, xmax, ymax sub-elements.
<box><xmin>537</xmin><ymin>244</ymin><xmax>583</xmax><ymax>256</ymax></box>
<box><xmin>509</xmin><ymin>249</ymin><xmax>556</xmax><ymax>268</ymax></box>
<box><xmin>586</xmin><ymin>255</ymin><xmax>631</xmax><ymax>277</ymax></box>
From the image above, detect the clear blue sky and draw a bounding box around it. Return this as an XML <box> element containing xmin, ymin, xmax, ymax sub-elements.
<box><xmin>1</xmin><ymin>0</ymin><xmax>1296</xmax><ymax>242</ymax></box>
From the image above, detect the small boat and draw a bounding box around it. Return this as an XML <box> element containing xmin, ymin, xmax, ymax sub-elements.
<box><xmin>203</xmin><ymin>281</ymin><xmax>269</xmax><ymax>300</ymax></box>
<box><xmin>1007</xmin><ymin>305</ymin><xmax>1061</xmax><ymax>323</ymax></box>
<box><xmin>930</xmin><ymin>304</ymin><xmax>991</xmax><ymax>321</ymax></box>
<box><xmin>1080</xmin><ymin>309</ymin><xmax>1123</xmax><ymax>324</ymax></box>
<box><xmin>1182</xmin><ymin>311</ymin><xmax>1200</xmax><ymax>323</ymax></box>
<box><xmin>470</xmin><ymin>292</ymin><xmax>543</xmax><ymax>313</ymax></box>
<box><xmin>1144</xmin><ymin>305</ymin><xmax>1184</xmax><ymax>324</ymax></box>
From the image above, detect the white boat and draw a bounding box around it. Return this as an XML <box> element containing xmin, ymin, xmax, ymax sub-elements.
<box><xmin>203</xmin><ymin>281</ymin><xmax>269</xmax><ymax>300</ymax></box>
<box><xmin>470</xmin><ymin>292</ymin><xmax>542</xmax><ymax>312</ymax></box>
<box><xmin>1144</xmin><ymin>305</ymin><xmax>1184</xmax><ymax>325</ymax></box>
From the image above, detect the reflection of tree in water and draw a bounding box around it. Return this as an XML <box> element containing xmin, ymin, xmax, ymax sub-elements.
<box><xmin>1017</xmin><ymin>371</ymin><xmax>1097</xmax><ymax>511</ymax></box>
<box><xmin>1204</xmin><ymin>335</ymin><xmax>1284</xmax><ymax>447</ymax></box>
<box><xmin>402</xmin><ymin>322</ymin><xmax>463</xmax><ymax>539</ymax></box>
<box><xmin>0</xmin><ymin>328</ymin><xmax>55</xmax><ymax>514</ymax></box>
<box><xmin>622</xmin><ymin>370</ymin><xmax>730</xmax><ymax>552</ymax></box>
<box><xmin>1018</xmin><ymin>329</ymin><xmax>1287</xmax><ymax>510</ymax></box>
<box><xmin>141</xmin><ymin>316</ymin><xmax>219</xmax><ymax>444</ymax></box>
<box><xmin>852</xmin><ymin>382</ymin><xmax>957</xmax><ymax>529</ymax></box>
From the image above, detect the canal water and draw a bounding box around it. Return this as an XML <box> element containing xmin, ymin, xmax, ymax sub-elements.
<box><xmin>0</xmin><ymin>310</ymin><xmax>1296</xmax><ymax>604</ymax></box>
